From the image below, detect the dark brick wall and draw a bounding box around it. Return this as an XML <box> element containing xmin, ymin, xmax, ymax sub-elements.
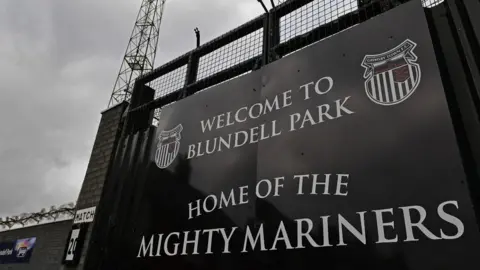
<box><xmin>0</xmin><ymin>221</ymin><xmax>71</xmax><ymax>270</ymax></box>
<box><xmin>69</xmin><ymin>102</ymin><xmax>127</xmax><ymax>269</ymax></box>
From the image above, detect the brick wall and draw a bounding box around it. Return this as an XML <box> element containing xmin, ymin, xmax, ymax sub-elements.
<box><xmin>0</xmin><ymin>221</ymin><xmax>71</xmax><ymax>270</ymax></box>
<box><xmin>67</xmin><ymin>102</ymin><xmax>127</xmax><ymax>269</ymax></box>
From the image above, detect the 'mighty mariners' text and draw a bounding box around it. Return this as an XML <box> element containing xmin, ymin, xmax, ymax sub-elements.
<box><xmin>137</xmin><ymin>173</ymin><xmax>464</xmax><ymax>257</ymax></box>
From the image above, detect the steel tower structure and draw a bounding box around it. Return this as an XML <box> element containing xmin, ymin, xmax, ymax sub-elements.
<box><xmin>108</xmin><ymin>0</ymin><xmax>166</xmax><ymax>108</ymax></box>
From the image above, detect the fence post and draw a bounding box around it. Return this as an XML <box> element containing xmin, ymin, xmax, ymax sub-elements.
<box><xmin>262</xmin><ymin>14</ymin><xmax>270</xmax><ymax>66</ymax></box>
<box><xmin>181</xmin><ymin>52</ymin><xmax>200</xmax><ymax>98</ymax></box>
<box><xmin>124</xmin><ymin>81</ymin><xmax>155</xmax><ymax>134</ymax></box>
<box><xmin>269</xmin><ymin>6</ymin><xmax>281</xmax><ymax>63</ymax></box>
<box><xmin>444</xmin><ymin>0</ymin><xmax>480</xmax><ymax>98</ymax></box>
<box><xmin>460</xmin><ymin>1</ymin><xmax>480</xmax><ymax>48</ymax></box>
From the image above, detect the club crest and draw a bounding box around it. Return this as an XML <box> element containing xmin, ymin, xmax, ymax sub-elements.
<box><xmin>361</xmin><ymin>39</ymin><xmax>421</xmax><ymax>105</ymax></box>
<box><xmin>155</xmin><ymin>124</ymin><xmax>183</xmax><ymax>169</ymax></box>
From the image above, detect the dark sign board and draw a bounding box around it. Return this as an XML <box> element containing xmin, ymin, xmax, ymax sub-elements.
<box><xmin>127</xmin><ymin>1</ymin><xmax>480</xmax><ymax>269</ymax></box>
<box><xmin>0</xmin><ymin>237</ymin><xmax>36</xmax><ymax>264</ymax></box>
<box><xmin>62</xmin><ymin>223</ymin><xmax>88</xmax><ymax>266</ymax></box>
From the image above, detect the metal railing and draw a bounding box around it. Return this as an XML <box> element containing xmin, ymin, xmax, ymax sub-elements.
<box><xmin>126</xmin><ymin>0</ymin><xmax>446</xmax><ymax>127</ymax></box>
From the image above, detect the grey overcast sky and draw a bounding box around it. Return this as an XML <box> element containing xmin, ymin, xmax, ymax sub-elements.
<box><xmin>0</xmin><ymin>0</ymin><xmax>265</xmax><ymax>217</ymax></box>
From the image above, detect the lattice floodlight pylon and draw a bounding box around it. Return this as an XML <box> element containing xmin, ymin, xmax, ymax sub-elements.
<box><xmin>108</xmin><ymin>0</ymin><xmax>167</xmax><ymax>108</ymax></box>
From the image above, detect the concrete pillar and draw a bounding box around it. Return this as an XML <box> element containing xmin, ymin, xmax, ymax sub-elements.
<box><xmin>63</xmin><ymin>102</ymin><xmax>128</xmax><ymax>269</ymax></box>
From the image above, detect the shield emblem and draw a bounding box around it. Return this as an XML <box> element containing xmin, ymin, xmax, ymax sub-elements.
<box><xmin>361</xmin><ymin>39</ymin><xmax>421</xmax><ymax>106</ymax></box>
<box><xmin>155</xmin><ymin>124</ymin><xmax>183</xmax><ymax>169</ymax></box>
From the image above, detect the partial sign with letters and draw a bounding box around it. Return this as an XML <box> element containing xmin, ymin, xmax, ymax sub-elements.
<box><xmin>62</xmin><ymin>224</ymin><xmax>88</xmax><ymax>266</ymax></box>
<box><xmin>73</xmin><ymin>206</ymin><xmax>96</xmax><ymax>224</ymax></box>
<box><xmin>0</xmin><ymin>238</ymin><xmax>36</xmax><ymax>264</ymax></box>
<box><xmin>64</xmin><ymin>228</ymin><xmax>80</xmax><ymax>262</ymax></box>
<box><xmin>116</xmin><ymin>1</ymin><xmax>480</xmax><ymax>270</ymax></box>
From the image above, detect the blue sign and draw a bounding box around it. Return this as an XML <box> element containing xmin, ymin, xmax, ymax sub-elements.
<box><xmin>0</xmin><ymin>237</ymin><xmax>36</xmax><ymax>264</ymax></box>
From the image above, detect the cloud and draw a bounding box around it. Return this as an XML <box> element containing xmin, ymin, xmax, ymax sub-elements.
<box><xmin>0</xmin><ymin>0</ymin><xmax>265</xmax><ymax>217</ymax></box>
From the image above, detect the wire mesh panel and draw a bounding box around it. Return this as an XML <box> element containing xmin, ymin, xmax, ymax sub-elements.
<box><xmin>196</xmin><ymin>28</ymin><xmax>264</xmax><ymax>81</ymax></box>
<box><xmin>151</xmin><ymin>70</ymin><xmax>252</xmax><ymax>127</ymax></box>
<box><xmin>279</xmin><ymin>0</ymin><xmax>358</xmax><ymax>43</ymax></box>
<box><xmin>142</xmin><ymin>0</ymin><xmax>449</xmax><ymax>127</ymax></box>
<box><xmin>278</xmin><ymin>0</ymin><xmax>445</xmax><ymax>44</ymax></box>
<box><xmin>148</xmin><ymin>64</ymin><xmax>188</xmax><ymax>99</ymax></box>
<box><xmin>147</xmin><ymin>64</ymin><xmax>187</xmax><ymax>123</ymax></box>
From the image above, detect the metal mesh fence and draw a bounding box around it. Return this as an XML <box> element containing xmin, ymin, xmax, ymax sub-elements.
<box><xmin>151</xmin><ymin>69</ymin><xmax>252</xmax><ymax>125</ymax></box>
<box><xmin>197</xmin><ymin>28</ymin><xmax>264</xmax><ymax>81</ymax></box>
<box><xmin>147</xmin><ymin>64</ymin><xmax>187</xmax><ymax>122</ymax></box>
<box><xmin>279</xmin><ymin>0</ymin><xmax>358</xmax><ymax>43</ymax></box>
<box><xmin>148</xmin><ymin>64</ymin><xmax>188</xmax><ymax>99</ymax></box>
<box><xmin>140</xmin><ymin>0</ymin><xmax>448</xmax><ymax>126</ymax></box>
<box><xmin>278</xmin><ymin>0</ymin><xmax>445</xmax><ymax>45</ymax></box>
